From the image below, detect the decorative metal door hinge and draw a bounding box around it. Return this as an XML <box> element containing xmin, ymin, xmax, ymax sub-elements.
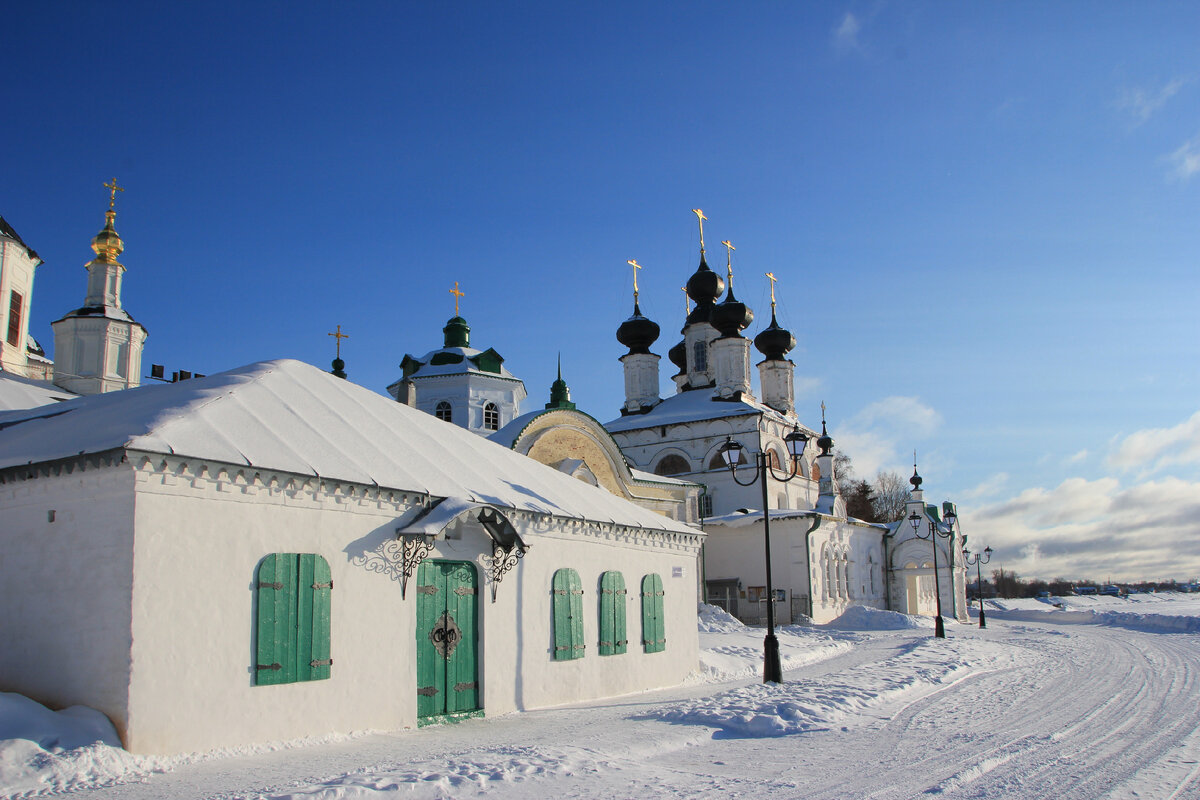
<box><xmin>256</xmin><ymin>663</ymin><xmax>282</xmax><ymax>671</ymax></box>
<box><xmin>310</xmin><ymin>658</ymin><xmax>333</xmax><ymax>667</ymax></box>
<box><xmin>454</xmin><ymin>586</ymin><xmax>476</xmax><ymax>596</ymax></box>
<box><xmin>258</xmin><ymin>582</ymin><xmax>283</xmax><ymax>590</ymax></box>
<box><xmin>453</xmin><ymin>682</ymin><xmax>477</xmax><ymax>692</ymax></box>
<box><xmin>416</xmin><ymin>585</ymin><xmax>438</xmax><ymax>595</ymax></box>
<box><xmin>312</xmin><ymin>581</ymin><xmax>333</xmax><ymax>590</ymax></box>
<box><xmin>417</xmin><ymin>686</ymin><xmax>439</xmax><ymax>697</ymax></box>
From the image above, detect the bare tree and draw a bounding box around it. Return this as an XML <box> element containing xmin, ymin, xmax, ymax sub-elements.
<box><xmin>832</xmin><ymin>448</ymin><xmax>855</xmax><ymax>498</ymax></box>
<box><xmin>871</xmin><ymin>469</ymin><xmax>911</xmax><ymax>522</ymax></box>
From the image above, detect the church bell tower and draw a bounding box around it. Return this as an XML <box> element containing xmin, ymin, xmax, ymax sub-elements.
<box><xmin>52</xmin><ymin>179</ymin><xmax>148</xmax><ymax>395</ymax></box>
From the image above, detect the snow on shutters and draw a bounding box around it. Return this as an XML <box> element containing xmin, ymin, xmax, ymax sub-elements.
<box><xmin>641</xmin><ymin>573</ymin><xmax>665</xmax><ymax>654</ymax></box>
<box><xmin>598</xmin><ymin>571</ymin><xmax>627</xmax><ymax>656</ymax></box>
<box><xmin>255</xmin><ymin>553</ymin><xmax>333</xmax><ymax>685</ymax></box>
<box><xmin>552</xmin><ymin>568</ymin><xmax>585</xmax><ymax>661</ymax></box>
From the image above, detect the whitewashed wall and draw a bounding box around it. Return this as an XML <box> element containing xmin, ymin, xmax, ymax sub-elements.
<box><xmin>703</xmin><ymin>513</ymin><xmax>889</xmax><ymax>625</ymax></box>
<box><xmin>4</xmin><ymin>453</ymin><xmax>700</xmax><ymax>755</ymax></box>
<box><xmin>0</xmin><ymin>460</ymin><xmax>136</xmax><ymax>735</ymax></box>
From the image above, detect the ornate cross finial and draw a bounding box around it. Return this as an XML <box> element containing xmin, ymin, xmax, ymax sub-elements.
<box><xmin>681</xmin><ymin>286</ymin><xmax>690</xmax><ymax>315</ymax></box>
<box><xmin>328</xmin><ymin>324</ymin><xmax>349</xmax><ymax>358</ymax></box>
<box><xmin>914</xmin><ymin>449</ymin><xmax>918</xmax><ymax>468</ymax></box>
<box><xmin>103</xmin><ymin>178</ymin><xmax>124</xmax><ymax>210</ymax></box>
<box><xmin>765</xmin><ymin>272</ymin><xmax>778</xmax><ymax>311</ymax></box>
<box><xmin>627</xmin><ymin>259</ymin><xmax>642</xmax><ymax>302</ymax></box>
<box><xmin>449</xmin><ymin>281</ymin><xmax>465</xmax><ymax>316</ymax></box>
<box><xmin>721</xmin><ymin>240</ymin><xmax>735</xmax><ymax>281</ymax></box>
<box><xmin>821</xmin><ymin>400</ymin><xmax>826</xmax><ymax>423</ymax></box>
<box><xmin>692</xmin><ymin>208</ymin><xmax>707</xmax><ymax>254</ymax></box>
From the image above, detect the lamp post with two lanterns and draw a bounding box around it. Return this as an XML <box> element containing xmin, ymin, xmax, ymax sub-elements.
<box><xmin>717</xmin><ymin>424</ymin><xmax>810</xmax><ymax>684</ymax></box>
<box><xmin>963</xmin><ymin>546</ymin><xmax>992</xmax><ymax>628</ymax></box>
<box><xmin>908</xmin><ymin>497</ymin><xmax>956</xmax><ymax>639</ymax></box>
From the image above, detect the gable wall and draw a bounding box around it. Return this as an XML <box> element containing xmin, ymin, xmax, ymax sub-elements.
<box><xmin>0</xmin><ymin>461</ymin><xmax>135</xmax><ymax>737</ymax></box>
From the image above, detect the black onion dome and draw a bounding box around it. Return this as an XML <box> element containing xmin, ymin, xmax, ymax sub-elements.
<box><xmin>616</xmin><ymin>301</ymin><xmax>660</xmax><ymax>354</ymax></box>
<box><xmin>754</xmin><ymin>310</ymin><xmax>796</xmax><ymax>360</ymax></box>
<box><xmin>668</xmin><ymin>340</ymin><xmax>687</xmax><ymax>371</ymax></box>
<box><xmin>685</xmin><ymin>254</ymin><xmax>725</xmax><ymax>325</ymax></box>
<box><xmin>910</xmin><ymin>466</ymin><xmax>923</xmax><ymax>491</ymax></box>
<box><xmin>817</xmin><ymin>419</ymin><xmax>834</xmax><ymax>455</ymax></box>
<box><xmin>711</xmin><ymin>282</ymin><xmax>754</xmax><ymax>338</ymax></box>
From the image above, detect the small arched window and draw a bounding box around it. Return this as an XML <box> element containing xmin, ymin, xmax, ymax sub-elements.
<box><xmin>655</xmin><ymin>454</ymin><xmax>691</xmax><ymax>476</ymax></box>
<box><xmin>483</xmin><ymin>402</ymin><xmax>499</xmax><ymax>431</ymax></box>
<box><xmin>766</xmin><ymin>450</ymin><xmax>781</xmax><ymax>470</ymax></box>
<box><xmin>692</xmin><ymin>340</ymin><xmax>708</xmax><ymax>372</ymax></box>
<box><xmin>435</xmin><ymin>401</ymin><xmax>452</xmax><ymax>422</ymax></box>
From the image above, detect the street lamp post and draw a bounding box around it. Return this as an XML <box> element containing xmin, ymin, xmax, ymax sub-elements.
<box><xmin>909</xmin><ymin>508</ymin><xmax>952</xmax><ymax>638</ymax></box>
<box><xmin>962</xmin><ymin>545</ymin><xmax>993</xmax><ymax>628</ymax></box>
<box><xmin>718</xmin><ymin>425</ymin><xmax>810</xmax><ymax>684</ymax></box>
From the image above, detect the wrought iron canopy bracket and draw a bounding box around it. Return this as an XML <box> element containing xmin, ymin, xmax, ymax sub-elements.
<box><xmin>485</xmin><ymin>537</ymin><xmax>528</xmax><ymax>604</ymax></box>
<box><xmin>398</xmin><ymin>533</ymin><xmax>435</xmax><ymax>600</ymax></box>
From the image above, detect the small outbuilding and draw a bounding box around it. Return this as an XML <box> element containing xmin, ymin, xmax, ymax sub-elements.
<box><xmin>0</xmin><ymin>359</ymin><xmax>703</xmax><ymax>755</ymax></box>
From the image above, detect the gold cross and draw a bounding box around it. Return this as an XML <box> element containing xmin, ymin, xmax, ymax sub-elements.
<box><xmin>449</xmin><ymin>281</ymin><xmax>465</xmax><ymax>315</ymax></box>
<box><xmin>627</xmin><ymin>259</ymin><xmax>642</xmax><ymax>301</ymax></box>
<box><xmin>721</xmin><ymin>240</ymin><xmax>735</xmax><ymax>281</ymax></box>
<box><xmin>821</xmin><ymin>400</ymin><xmax>826</xmax><ymax>422</ymax></box>
<box><xmin>682</xmin><ymin>286</ymin><xmax>690</xmax><ymax>315</ymax></box>
<box><xmin>765</xmin><ymin>272</ymin><xmax>778</xmax><ymax>309</ymax></box>
<box><xmin>103</xmin><ymin>178</ymin><xmax>124</xmax><ymax>209</ymax></box>
<box><xmin>692</xmin><ymin>208</ymin><xmax>707</xmax><ymax>253</ymax></box>
<box><xmin>328</xmin><ymin>325</ymin><xmax>349</xmax><ymax>359</ymax></box>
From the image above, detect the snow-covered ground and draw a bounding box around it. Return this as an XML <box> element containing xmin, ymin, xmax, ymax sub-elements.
<box><xmin>5</xmin><ymin>597</ymin><xmax>1200</xmax><ymax>799</ymax></box>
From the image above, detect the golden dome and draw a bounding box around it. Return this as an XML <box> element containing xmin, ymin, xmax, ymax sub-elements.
<box><xmin>90</xmin><ymin>208</ymin><xmax>124</xmax><ymax>265</ymax></box>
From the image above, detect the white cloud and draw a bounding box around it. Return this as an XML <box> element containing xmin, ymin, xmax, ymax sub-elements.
<box><xmin>1117</xmin><ymin>77</ymin><xmax>1187</xmax><ymax>125</ymax></box>
<box><xmin>1107</xmin><ymin>410</ymin><xmax>1200</xmax><ymax>473</ymax></box>
<box><xmin>793</xmin><ymin>376</ymin><xmax>822</xmax><ymax>398</ymax></box>
<box><xmin>832</xmin><ymin>396</ymin><xmax>942</xmax><ymax>477</ymax></box>
<box><xmin>1167</xmin><ymin>133</ymin><xmax>1200</xmax><ymax>181</ymax></box>
<box><xmin>1065</xmin><ymin>449</ymin><xmax>1089</xmax><ymax>465</ymax></box>
<box><xmin>959</xmin><ymin>472</ymin><xmax>1009</xmax><ymax>501</ymax></box>
<box><xmin>964</xmin><ymin>474</ymin><xmax>1200</xmax><ymax>582</ymax></box>
<box><xmin>833</xmin><ymin>12</ymin><xmax>861</xmax><ymax>53</ymax></box>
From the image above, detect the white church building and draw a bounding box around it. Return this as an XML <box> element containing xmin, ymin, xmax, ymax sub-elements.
<box><xmin>0</xmin><ymin>196</ymin><xmax>972</xmax><ymax>756</ymax></box>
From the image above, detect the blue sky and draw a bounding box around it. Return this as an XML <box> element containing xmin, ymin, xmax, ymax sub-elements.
<box><xmin>4</xmin><ymin>2</ymin><xmax>1199</xmax><ymax>582</ymax></box>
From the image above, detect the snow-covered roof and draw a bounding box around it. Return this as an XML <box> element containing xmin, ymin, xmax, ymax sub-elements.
<box><xmin>704</xmin><ymin>507</ymin><xmax>887</xmax><ymax>530</ymax></box>
<box><xmin>0</xmin><ymin>372</ymin><xmax>76</xmax><ymax>412</ymax></box>
<box><xmin>0</xmin><ymin>359</ymin><xmax>697</xmax><ymax>535</ymax></box>
<box><xmin>603</xmin><ymin>388</ymin><xmax>794</xmax><ymax>433</ymax></box>
<box><xmin>409</xmin><ymin>347</ymin><xmax>520</xmax><ymax>381</ymax></box>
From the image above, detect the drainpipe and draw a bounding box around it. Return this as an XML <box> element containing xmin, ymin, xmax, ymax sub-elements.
<box><xmin>881</xmin><ymin>528</ymin><xmax>893</xmax><ymax>612</ymax></box>
<box><xmin>803</xmin><ymin>513</ymin><xmax>822</xmax><ymax>619</ymax></box>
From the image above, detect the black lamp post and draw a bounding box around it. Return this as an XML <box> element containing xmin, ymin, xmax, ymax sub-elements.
<box><xmin>717</xmin><ymin>425</ymin><xmax>810</xmax><ymax>684</ymax></box>
<box><xmin>909</xmin><ymin>508</ymin><xmax>951</xmax><ymax>638</ymax></box>
<box><xmin>962</xmin><ymin>545</ymin><xmax>993</xmax><ymax>628</ymax></box>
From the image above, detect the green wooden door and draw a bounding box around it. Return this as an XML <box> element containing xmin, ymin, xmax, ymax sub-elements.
<box><xmin>416</xmin><ymin>560</ymin><xmax>479</xmax><ymax>720</ymax></box>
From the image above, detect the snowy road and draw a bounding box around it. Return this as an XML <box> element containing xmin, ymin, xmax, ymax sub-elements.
<box><xmin>53</xmin><ymin>615</ymin><xmax>1200</xmax><ymax>800</ymax></box>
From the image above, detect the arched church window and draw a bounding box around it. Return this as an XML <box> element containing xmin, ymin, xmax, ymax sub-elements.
<box><xmin>692</xmin><ymin>341</ymin><xmax>707</xmax><ymax>372</ymax></box>
<box><xmin>654</xmin><ymin>454</ymin><xmax>691</xmax><ymax>476</ymax></box>
<box><xmin>483</xmin><ymin>402</ymin><xmax>499</xmax><ymax>431</ymax></box>
<box><xmin>766</xmin><ymin>450</ymin><xmax>781</xmax><ymax>470</ymax></box>
<box><xmin>435</xmin><ymin>401</ymin><xmax>452</xmax><ymax>422</ymax></box>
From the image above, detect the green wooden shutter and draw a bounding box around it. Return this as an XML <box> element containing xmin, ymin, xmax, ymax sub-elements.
<box><xmin>599</xmin><ymin>571</ymin><xmax>627</xmax><ymax>656</ymax></box>
<box><xmin>255</xmin><ymin>553</ymin><xmax>331</xmax><ymax>686</ymax></box>
<box><xmin>553</xmin><ymin>568</ymin><xmax>585</xmax><ymax>660</ymax></box>
<box><xmin>307</xmin><ymin>555</ymin><xmax>333</xmax><ymax>681</ymax></box>
<box><xmin>256</xmin><ymin>554</ymin><xmax>296</xmax><ymax>685</ymax></box>
<box><xmin>642</xmin><ymin>573</ymin><xmax>665</xmax><ymax>654</ymax></box>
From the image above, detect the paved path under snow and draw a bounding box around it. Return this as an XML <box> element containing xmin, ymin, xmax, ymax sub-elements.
<box><xmin>60</xmin><ymin>618</ymin><xmax>1200</xmax><ymax>799</ymax></box>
